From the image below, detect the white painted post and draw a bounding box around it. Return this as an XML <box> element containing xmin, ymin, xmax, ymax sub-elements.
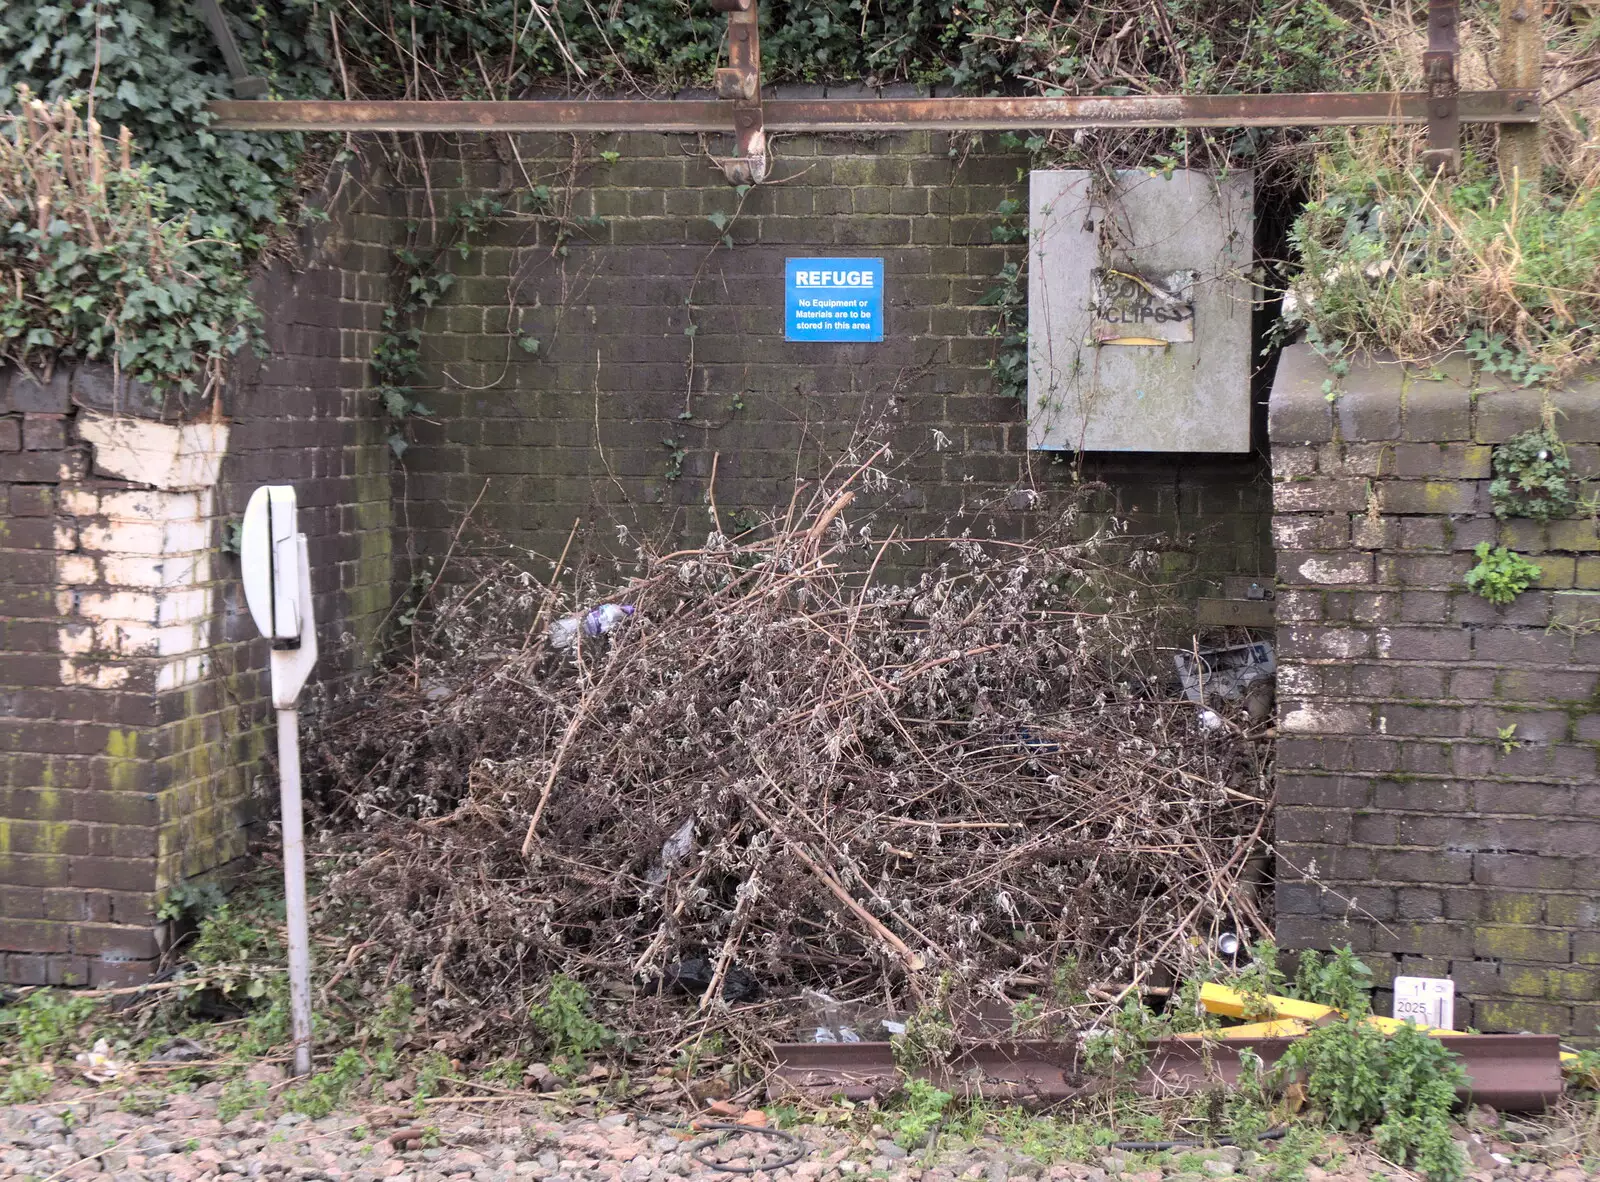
<box><xmin>275</xmin><ymin>701</ymin><xmax>314</xmax><ymax>1078</ymax></box>
<box><xmin>241</xmin><ymin>489</ymin><xmax>319</xmax><ymax>1078</ymax></box>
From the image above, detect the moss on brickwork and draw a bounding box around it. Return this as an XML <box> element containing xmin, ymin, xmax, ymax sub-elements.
<box><xmin>1272</xmin><ymin>344</ymin><xmax>1600</xmax><ymax>1036</ymax></box>
<box><xmin>395</xmin><ymin>137</ymin><xmax>1272</xmax><ymax>591</ymax></box>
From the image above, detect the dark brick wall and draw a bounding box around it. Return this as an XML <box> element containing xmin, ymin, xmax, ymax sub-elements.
<box><xmin>1271</xmin><ymin>343</ymin><xmax>1600</xmax><ymax>1037</ymax></box>
<box><xmin>0</xmin><ymin>161</ymin><xmax>396</xmax><ymax>984</ymax></box>
<box><xmin>397</xmin><ymin>131</ymin><xmax>1274</xmax><ymax>591</ymax></box>
<box><xmin>2</xmin><ymin>132</ymin><xmax>1279</xmax><ymax>983</ymax></box>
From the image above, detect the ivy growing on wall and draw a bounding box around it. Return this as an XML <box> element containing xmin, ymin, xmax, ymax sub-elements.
<box><xmin>0</xmin><ymin>3</ymin><xmax>326</xmax><ymax>245</ymax></box>
<box><xmin>0</xmin><ymin>93</ymin><xmax>260</xmax><ymax>402</ymax></box>
<box><xmin>0</xmin><ymin>1</ymin><xmax>324</xmax><ymax>400</ymax></box>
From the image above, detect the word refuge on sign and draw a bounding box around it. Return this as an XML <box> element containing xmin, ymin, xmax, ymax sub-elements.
<box><xmin>1089</xmin><ymin>267</ymin><xmax>1197</xmax><ymax>345</ymax></box>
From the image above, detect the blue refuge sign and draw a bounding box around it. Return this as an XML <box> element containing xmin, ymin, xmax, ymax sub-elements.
<box><xmin>785</xmin><ymin>258</ymin><xmax>884</xmax><ymax>342</ymax></box>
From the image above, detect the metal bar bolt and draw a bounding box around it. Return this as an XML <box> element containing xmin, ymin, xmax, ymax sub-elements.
<box><xmin>712</xmin><ymin>0</ymin><xmax>767</xmax><ymax>184</ymax></box>
<box><xmin>1422</xmin><ymin>0</ymin><xmax>1461</xmax><ymax>174</ymax></box>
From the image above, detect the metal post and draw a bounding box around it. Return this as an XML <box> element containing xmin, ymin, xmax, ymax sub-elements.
<box><xmin>195</xmin><ymin>0</ymin><xmax>269</xmax><ymax>98</ymax></box>
<box><xmin>1498</xmin><ymin>0</ymin><xmax>1542</xmax><ymax>193</ymax></box>
<box><xmin>1422</xmin><ymin>0</ymin><xmax>1461</xmax><ymax>175</ymax></box>
<box><xmin>276</xmin><ymin>705</ymin><xmax>315</xmax><ymax>1078</ymax></box>
<box><xmin>713</xmin><ymin>0</ymin><xmax>766</xmax><ymax>183</ymax></box>
<box><xmin>242</xmin><ymin>490</ymin><xmax>320</xmax><ymax>1078</ymax></box>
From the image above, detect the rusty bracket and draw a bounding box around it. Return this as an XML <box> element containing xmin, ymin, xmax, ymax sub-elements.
<box><xmin>1422</xmin><ymin>0</ymin><xmax>1461</xmax><ymax>174</ymax></box>
<box><xmin>712</xmin><ymin>0</ymin><xmax>767</xmax><ymax>184</ymax></box>
<box><xmin>195</xmin><ymin>0</ymin><xmax>269</xmax><ymax>99</ymax></box>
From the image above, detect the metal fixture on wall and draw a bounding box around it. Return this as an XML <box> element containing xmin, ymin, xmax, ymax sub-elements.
<box><xmin>196</xmin><ymin>0</ymin><xmax>267</xmax><ymax>98</ymax></box>
<box><xmin>199</xmin><ymin>0</ymin><xmax>1534</xmax><ymax>186</ymax></box>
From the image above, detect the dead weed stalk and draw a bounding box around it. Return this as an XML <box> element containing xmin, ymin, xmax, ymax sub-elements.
<box><xmin>309</xmin><ymin>437</ymin><xmax>1272</xmax><ymax>1052</ymax></box>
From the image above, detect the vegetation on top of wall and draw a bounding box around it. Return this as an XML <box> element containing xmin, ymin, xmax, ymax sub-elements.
<box><xmin>0</xmin><ymin>1</ymin><xmax>324</xmax><ymax>400</ymax></box>
<box><xmin>3</xmin><ymin>0</ymin><xmax>1594</xmax><ymax>403</ymax></box>
<box><xmin>1280</xmin><ymin>11</ymin><xmax>1600</xmax><ymax>383</ymax></box>
<box><xmin>317</xmin><ymin>0</ymin><xmax>1380</xmax><ymax>102</ymax></box>
<box><xmin>0</xmin><ymin>0</ymin><xmax>1389</xmax><ymax>402</ymax></box>
<box><xmin>0</xmin><ymin>2</ymin><xmax>326</xmax><ymax>245</ymax></box>
<box><xmin>1285</xmin><ymin>141</ymin><xmax>1600</xmax><ymax>383</ymax></box>
<box><xmin>0</xmin><ymin>92</ymin><xmax>260</xmax><ymax>404</ymax></box>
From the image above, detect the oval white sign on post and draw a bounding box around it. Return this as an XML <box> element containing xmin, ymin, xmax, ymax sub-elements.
<box><xmin>240</xmin><ymin>485</ymin><xmax>301</xmax><ymax>641</ymax></box>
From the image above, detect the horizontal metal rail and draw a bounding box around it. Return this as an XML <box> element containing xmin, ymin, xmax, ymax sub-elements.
<box><xmin>205</xmin><ymin>90</ymin><xmax>1538</xmax><ymax>134</ymax></box>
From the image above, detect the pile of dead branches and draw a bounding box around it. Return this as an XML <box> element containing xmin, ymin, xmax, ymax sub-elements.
<box><xmin>311</xmin><ymin>443</ymin><xmax>1272</xmax><ymax>1039</ymax></box>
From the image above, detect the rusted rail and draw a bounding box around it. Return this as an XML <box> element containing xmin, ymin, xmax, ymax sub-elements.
<box><xmin>205</xmin><ymin>90</ymin><xmax>1537</xmax><ymax>135</ymax></box>
<box><xmin>769</xmin><ymin>1034</ymin><xmax>1565</xmax><ymax>1112</ymax></box>
<box><xmin>197</xmin><ymin>0</ymin><xmax>1532</xmax><ymax>182</ymax></box>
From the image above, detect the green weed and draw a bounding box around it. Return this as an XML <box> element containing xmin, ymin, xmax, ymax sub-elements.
<box><xmin>0</xmin><ymin>1065</ymin><xmax>54</xmax><ymax>1103</ymax></box>
<box><xmin>1491</xmin><ymin>427</ymin><xmax>1575</xmax><ymax>521</ymax></box>
<box><xmin>1290</xmin><ymin>945</ymin><xmax>1374</xmax><ymax>1013</ymax></box>
<box><xmin>218</xmin><ymin>1079</ymin><xmax>271</xmax><ymax>1122</ymax></box>
<box><xmin>286</xmin><ymin>1047</ymin><xmax>367</xmax><ymax>1119</ymax></box>
<box><xmin>1464</xmin><ymin>543</ymin><xmax>1542</xmax><ymax>605</ymax></box>
<box><xmin>1260</xmin><ymin>1122</ymin><xmax>1326</xmax><ymax>1182</ymax></box>
<box><xmin>1277</xmin><ymin>1017</ymin><xmax>1465</xmax><ymax>1181</ymax></box>
<box><xmin>529</xmin><ymin>976</ymin><xmax>612</xmax><ymax>1062</ymax></box>
<box><xmin>1081</xmin><ymin>996</ymin><xmax>1165</xmax><ymax>1083</ymax></box>
<box><xmin>887</xmin><ymin>1078</ymin><xmax>951</xmax><ymax>1148</ymax></box>
<box><xmin>0</xmin><ymin>990</ymin><xmax>98</xmax><ymax>1062</ymax></box>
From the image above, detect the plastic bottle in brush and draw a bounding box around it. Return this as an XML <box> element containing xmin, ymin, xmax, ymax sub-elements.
<box><xmin>549</xmin><ymin>603</ymin><xmax>635</xmax><ymax>650</ymax></box>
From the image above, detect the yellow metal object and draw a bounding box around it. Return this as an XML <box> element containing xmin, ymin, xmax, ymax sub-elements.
<box><xmin>1198</xmin><ymin>982</ymin><xmax>1468</xmax><ymax>1039</ymax></box>
<box><xmin>1172</xmin><ymin>1019</ymin><xmax>1310</xmax><ymax>1041</ymax></box>
<box><xmin>1199</xmin><ymin>982</ymin><xmax>1337</xmax><ymax>1023</ymax></box>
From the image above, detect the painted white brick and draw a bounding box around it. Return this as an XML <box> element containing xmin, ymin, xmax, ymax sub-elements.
<box><xmin>154</xmin><ymin>623</ymin><xmax>206</xmax><ymax>656</ymax></box>
<box><xmin>76</xmin><ymin>589</ymin><xmax>162</xmax><ymax>624</ymax></box>
<box><xmin>1281</xmin><ymin>704</ymin><xmax>1371</xmax><ymax>734</ymax></box>
<box><xmin>76</xmin><ymin>413</ymin><xmax>228</xmax><ymax>491</ymax></box>
<box><xmin>155</xmin><ymin>589</ymin><xmax>210</xmax><ymax>626</ymax></box>
<box><xmin>95</xmin><ymin>621</ymin><xmax>156</xmax><ymax>656</ymax></box>
<box><xmin>99</xmin><ymin>489</ymin><xmax>203</xmax><ymax>524</ymax></box>
<box><xmin>1315</xmin><ymin>629</ymin><xmax>1371</xmax><ymax>659</ymax></box>
<box><xmin>59</xmin><ymin>660</ymin><xmax>130</xmax><ymax>689</ymax></box>
<box><xmin>1277</xmin><ymin>664</ymin><xmax>1318</xmax><ymax>697</ymax></box>
<box><xmin>1295</xmin><ymin>554</ymin><xmax>1371</xmax><ymax>585</ymax></box>
<box><xmin>58</xmin><ymin>555</ymin><xmax>99</xmax><ymax>585</ymax></box>
<box><xmin>1272</xmin><ymin>518</ymin><xmax>1324</xmax><ymax>549</ymax></box>
<box><xmin>58</xmin><ymin>623</ymin><xmax>96</xmax><ymax>655</ymax></box>
<box><xmin>162</xmin><ymin>519</ymin><xmax>210</xmax><ymax>554</ymax></box>
<box><xmin>103</xmin><ymin>555</ymin><xmax>189</xmax><ymax>588</ymax></box>
<box><xmin>78</xmin><ymin>521</ymin><xmax>165</xmax><ymax>555</ymax></box>
<box><xmin>52</xmin><ymin>521</ymin><xmax>78</xmax><ymax>550</ymax></box>
<box><xmin>59</xmin><ymin>489</ymin><xmax>99</xmax><ymax>516</ymax></box>
<box><xmin>156</xmin><ymin>654</ymin><xmax>209</xmax><ymax>691</ymax></box>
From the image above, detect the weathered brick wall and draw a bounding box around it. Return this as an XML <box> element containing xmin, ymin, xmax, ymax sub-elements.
<box><xmin>398</xmin><ymin>130</ymin><xmax>1273</xmax><ymax>590</ymax></box>
<box><xmin>0</xmin><ymin>164</ymin><xmax>396</xmax><ymax>984</ymax></box>
<box><xmin>3</xmin><ymin>132</ymin><xmax>1280</xmax><ymax>982</ymax></box>
<box><xmin>1271</xmin><ymin>343</ymin><xmax>1600</xmax><ymax>1036</ymax></box>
